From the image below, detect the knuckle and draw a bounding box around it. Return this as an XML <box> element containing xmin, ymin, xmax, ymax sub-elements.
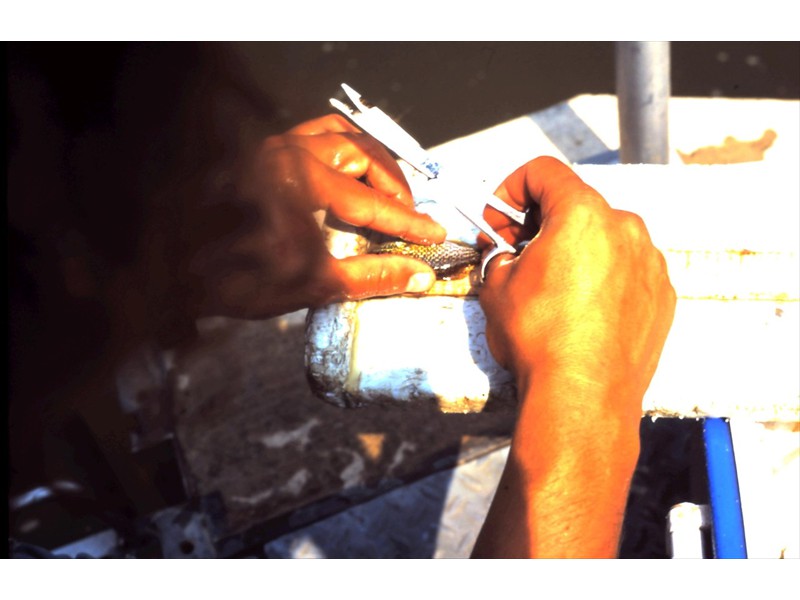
<box><xmin>617</xmin><ymin>210</ymin><xmax>649</xmax><ymax>240</ymax></box>
<box><xmin>373</xmin><ymin>195</ymin><xmax>411</xmax><ymax>237</ymax></box>
<box><xmin>324</xmin><ymin>113</ymin><xmax>345</xmax><ymax>127</ymax></box>
<box><xmin>351</xmin><ymin>190</ymin><xmax>380</xmax><ymax>229</ymax></box>
<box><xmin>564</xmin><ymin>201</ymin><xmax>596</xmax><ymax>224</ymax></box>
<box><xmin>257</xmin><ymin>144</ymin><xmax>309</xmax><ymax>177</ymax></box>
<box><xmin>328</xmin><ymin>113</ymin><xmax>353</xmax><ymax>131</ymax></box>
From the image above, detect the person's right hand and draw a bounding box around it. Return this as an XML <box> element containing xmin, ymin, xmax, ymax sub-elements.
<box><xmin>471</xmin><ymin>156</ymin><xmax>676</xmax><ymax>559</ymax></box>
<box><xmin>479</xmin><ymin>156</ymin><xmax>676</xmax><ymax>408</ymax></box>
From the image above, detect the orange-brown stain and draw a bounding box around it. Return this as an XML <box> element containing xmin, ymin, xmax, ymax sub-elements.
<box><xmin>678</xmin><ymin>129</ymin><xmax>777</xmax><ymax>164</ymax></box>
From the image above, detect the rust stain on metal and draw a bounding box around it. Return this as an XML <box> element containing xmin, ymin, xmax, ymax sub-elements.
<box><xmin>678</xmin><ymin>129</ymin><xmax>777</xmax><ymax>164</ymax></box>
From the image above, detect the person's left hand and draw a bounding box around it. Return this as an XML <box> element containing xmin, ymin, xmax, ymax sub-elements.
<box><xmin>179</xmin><ymin>114</ymin><xmax>446</xmax><ymax>319</ymax></box>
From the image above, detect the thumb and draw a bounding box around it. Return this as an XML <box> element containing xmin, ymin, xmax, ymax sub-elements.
<box><xmin>478</xmin><ymin>252</ymin><xmax>515</xmax><ymax>312</ymax></box>
<box><xmin>328</xmin><ymin>255</ymin><xmax>437</xmax><ymax>300</ymax></box>
<box><xmin>482</xmin><ymin>252</ymin><xmax>516</xmax><ymax>287</ymax></box>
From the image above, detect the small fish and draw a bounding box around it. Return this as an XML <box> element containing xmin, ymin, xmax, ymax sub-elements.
<box><xmin>370</xmin><ymin>240</ymin><xmax>481</xmax><ymax>279</ymax></box>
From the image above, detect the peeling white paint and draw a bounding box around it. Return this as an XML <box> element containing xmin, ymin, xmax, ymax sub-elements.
<box><xmin>340</xmin><ymin>451</ymin><xmax>366</xmax><ymax>489</ymax></box>
<box><xmin>230</xmin><ymin>469</ymin><xmax>310</xmax><ymax>505</ymax></box>
<box><xmin>282</xmin><ymin>469</ymin><xmax>310</xmax><ymax>497</ymax></box>
<box><xmin>389</xmin><ymin>441</ymin><xmax>417</xmax><ymax>473</ymax></box>
<box><xmin>230</xmin><ymin>488</ymin><xmax>274</xmax><ymax>506</ymax></box>
<box><xmin>258</xmin><ymin>419</ymin><xmax>320</xmax><ymax>450</ymax></box>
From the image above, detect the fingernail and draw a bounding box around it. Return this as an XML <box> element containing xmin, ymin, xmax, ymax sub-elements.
<box><xmin>406</xmin><ymin>271</ymin><xmax>435</xmax><ymax>293</ymax></box>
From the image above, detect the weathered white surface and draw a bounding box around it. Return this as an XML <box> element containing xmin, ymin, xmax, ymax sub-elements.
<box><xmin>730</xmin><ymin>420</ymin><xmax>800</xmax><ymax>558</ymax></box>
<box><xmin>262</xmin><ymin>445</ymin><xmax>510</xmax><ymax>558</ymax></box>
<box><xmin>306</xmin><ymin>96</ymin><xmax>800</xmax><ymax>420</ymax></box>
<box><xmin>647</xmin><ymin>300</ymin><xmax>798</xmax><ymax>420</ymax></box>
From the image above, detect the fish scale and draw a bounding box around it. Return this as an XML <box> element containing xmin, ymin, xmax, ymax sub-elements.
<box><xmin>370</xmin><ymin>240</ymin><xmax>481</xmax><ymax>279</ymax></box>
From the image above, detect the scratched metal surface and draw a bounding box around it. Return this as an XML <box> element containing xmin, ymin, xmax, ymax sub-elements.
<box><xmin>262</xmin><ymin>446</ymin><xmax>510</xmax><ymax>558</ymax></box>
<box><xmin>129</xmin><ymin>307</ymin><xmax>707</xmax><ymax>559</ymax></box>
<box><xmin>261</xmin><ymin>418</ymin><xmax>707</xmax><ymax>559</ymax></box>
<box><xmin>167</xmin><ymin>311</ymin><xmax>515</xmax><ymax>545</ymax></box>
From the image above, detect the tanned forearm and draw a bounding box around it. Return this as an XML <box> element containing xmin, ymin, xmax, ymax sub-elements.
<box><xmin>471</xmin><ymin>157</ymin><xmax>675</xmax><ymax>558</ymax></box>
<box><xmin>471</xmin><ymin>370</ymin><xmax>641</xmax><ymax>558</ymax></box>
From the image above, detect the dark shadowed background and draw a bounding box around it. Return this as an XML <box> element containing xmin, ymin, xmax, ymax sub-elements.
<box><xmin>232</xmin><ymin>42</ymin><xmax>799</xmax><ymax>146</ymax></box>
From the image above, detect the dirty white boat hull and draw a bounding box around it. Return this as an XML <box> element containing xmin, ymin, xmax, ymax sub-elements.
<box><xmin>306</xmin><ymin>95</ymin><xmax>799</xmax><ymax>421</ymax></box>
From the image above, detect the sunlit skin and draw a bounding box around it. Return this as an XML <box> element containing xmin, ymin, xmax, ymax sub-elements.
<box><xmin>101</xmin><ymin>120</ymin><xmax>676</xmax><ymax>558</ymax></box>
<box><xmin>472</xmin><ymin>157</ymin><xmax>677</xmax><ymax>558</ymax></box>
<box><xmin>173</xmin><ymin>114</ymin><xmax>447</xmax><ymax>320</ymax></box>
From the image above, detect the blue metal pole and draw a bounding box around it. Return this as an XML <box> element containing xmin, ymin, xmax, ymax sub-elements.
<box><xmin>703</xmin><ymin>417</ymin><xmax>748</xmax><ymax>558</ymax></box>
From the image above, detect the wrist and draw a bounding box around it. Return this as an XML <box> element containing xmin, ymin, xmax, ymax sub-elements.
<box><xmin>471</xmin><ymin>362</ymin><xmax>643</xmax><ymax>559</ymax></box>
<box><xmin>512</xmin><ymin>366</ymin><xmax>642</xmax><ymax>471</ymax></box>
<box><xmin>509</xmin><ymin>371</ymin><xmax>640</xmax><ymax>558</ymax></box>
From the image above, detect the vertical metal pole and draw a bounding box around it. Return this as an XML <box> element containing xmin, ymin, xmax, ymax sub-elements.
<box><xmin>616</xmin><ymin>41</ymin><xmax>671</xmax><ymax>164</ymax></box>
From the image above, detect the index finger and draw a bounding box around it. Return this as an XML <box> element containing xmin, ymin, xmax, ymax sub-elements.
<box><xmin>282</xmin><ymin>132</ymin><xmax>416</xmax><ymax>208</ymax></box>
<box><xmin>327</xmin><ymin>173</ymin><xmax>447</xmax><ymax>244</ymax></box>
<box><xmin>493</xmin><ymin>156</ymin><xmax>609</xmax><ymax>220</ymax></box>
